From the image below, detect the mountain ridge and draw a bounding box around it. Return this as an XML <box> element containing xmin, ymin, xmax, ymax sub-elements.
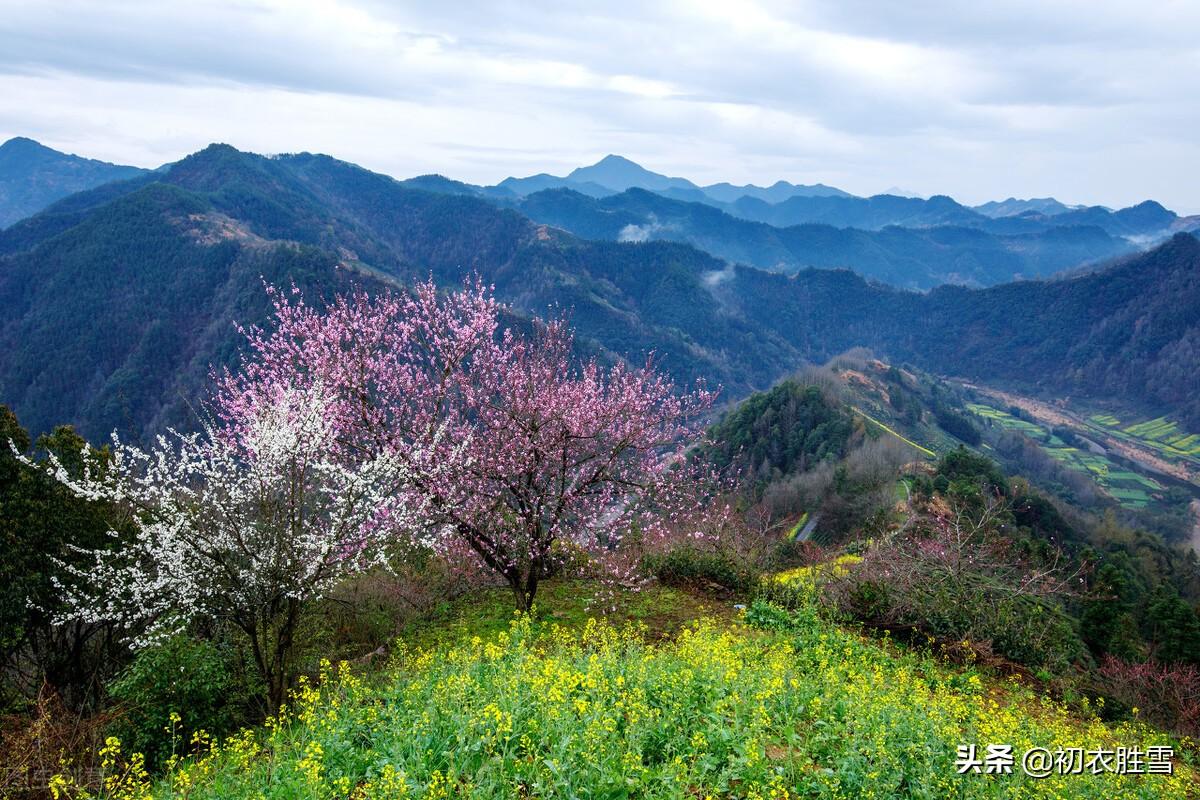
<box><xmin>0</xmin><ymin>137</ymin><xmax>147</xmax><ymax>228</ymax></box>
<box><xmin>498</xmin><ymin>154</ymin><xmax>854</xmax><ymax>205</ymax></box>
<box><xmin>1</xmin><ymin>143</ymin><xmax>1197</xmax><ymax>442</ymax></box>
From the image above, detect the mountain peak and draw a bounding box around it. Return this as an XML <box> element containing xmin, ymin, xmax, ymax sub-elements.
<box><xmin>0</xmin><ymin>136</ymin><xmax>54</xmax><ymax>154</ymax></box>
<box><xmin>594</xmin><ymin>154</ymin><xmax>640</xmax><ymax>167</ymax></box>
<box><xmin>0</xmin><ymin>137</ymin><xmax>147</xmax><ymax>227</ymax></box>
<box><xmin>566</xmin><ymin>155</ymin><xmax>696</xmax><ymax>194</ymax></box>
<box><xmin>170</xmin><ymin>142</ymin><xmax>253</xmax><ymax>172</ymax></box>
<box><xmin>0</xmin><ymin>137</ymin><xmax>67</xmax><ymax>169</ymax></box>
<box><xmin>162</xmin><ymin>143</ymin><xmax>281</xmax><ymax>196</ymax></box>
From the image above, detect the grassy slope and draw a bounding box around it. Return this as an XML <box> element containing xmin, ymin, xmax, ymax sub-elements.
<box><xmin>75</xmin><ymin>580</ymin><xmax>1198</xmax><ymax>800</ymax></box>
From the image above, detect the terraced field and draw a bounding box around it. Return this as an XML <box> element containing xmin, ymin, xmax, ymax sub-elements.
<box><xmin>968</xmin><ymin>403</ymin><xmax>1163</xmax><ymax>508</ymax></box>
<box><xmin>1089</xmin><ymin>414</ymin><xmax>1200</xmax><ymax>464</ymax></box>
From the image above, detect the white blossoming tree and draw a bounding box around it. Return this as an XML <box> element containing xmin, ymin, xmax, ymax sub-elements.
<box><xmin>23</xmin><ymin>382</ymin><xmax>431</xmax><ymax>712</ymax></box>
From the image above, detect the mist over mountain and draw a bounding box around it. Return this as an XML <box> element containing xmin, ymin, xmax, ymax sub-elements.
<box><xmin>0</xmin><ymin>137</ymin><xmax>147</xmax><ymax>228</ymax></box>
<box><xmin>395</xmin><ymin>155</ymin><xmax>1184</xmax><ymax>288</ymax></box>
<box><xmin>511</xmin><ymin>187</ymin><xmax>1134</xmax><ymax>288</ymax></box>
<box><xmin>1</xmin><ymin>142</ymin><xmax>1198</xmax><ymax>443</ymax></box>
<box><xmin>478</xmin><ymin>155</ymin><xmax>1187</xmax><ymax>242</ymax></box>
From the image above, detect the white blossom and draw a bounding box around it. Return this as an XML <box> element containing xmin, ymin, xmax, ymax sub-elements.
<box><xmin>20</xmin><ymin>381</ymin><xmax>431</xmax><ymax>649</ymax></box>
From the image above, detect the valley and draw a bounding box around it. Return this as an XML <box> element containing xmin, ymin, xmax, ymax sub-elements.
<box><xmin>1</xmin><ymin>138</ymin><xmax>1199</xmax><ymax>799</ymax></box>
<box><xmin>960</xmin><ymin>382</ymin><xmax>1200</xmax><ymax>488</ymax></box>
<box><xmin>6</xmin><ymin>6</ymin><xmax>1200</xmax><ymax>798</ymax></box>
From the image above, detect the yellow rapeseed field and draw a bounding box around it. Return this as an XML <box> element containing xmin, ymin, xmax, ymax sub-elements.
<box><xmin>50</xmin><ymin>599</ymin><xmax>1196</xmax><ymax>799</ymax></box>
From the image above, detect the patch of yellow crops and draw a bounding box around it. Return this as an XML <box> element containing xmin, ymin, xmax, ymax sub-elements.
<box><xmin>772</xmin><ymin>555</ymin><xmax>864</xmax><ymax>588</ymax></box>
<box><xmin>51</xmin><ymin>607</ymin><xmax>1195</xmax><ymax>799</ymax></box>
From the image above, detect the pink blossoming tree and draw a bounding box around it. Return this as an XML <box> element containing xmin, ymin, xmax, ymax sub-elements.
<box><xmin>221</xmin><ymin>280</ymin><xmax>715</xmax><ymax>610</ymax></box>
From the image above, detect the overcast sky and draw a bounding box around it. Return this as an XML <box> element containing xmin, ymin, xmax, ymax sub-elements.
<box><xmin>2</xmin><ymin>0</ymin><xmax>1197</xmax><ymax>211</ymax></box>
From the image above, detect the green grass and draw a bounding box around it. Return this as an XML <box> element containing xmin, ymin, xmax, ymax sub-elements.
<box><xmin>1085</xmin><ymin>413</ymin><xmax>1200</xmax><ymax>464</ymax></box>
<box><xmin>785</xmin><ymin>512</ymin><xmax>810</xmax><ymax>541</ymax></box>
<box><xmin>70</xmin><ymin>592</ymin><xmax>1198</xmax><ymax>799</ymax></box>
<box><xmin>394</xmin><ymin>580</ymin><xmax>731</xmax><ymax>652</ymax></box>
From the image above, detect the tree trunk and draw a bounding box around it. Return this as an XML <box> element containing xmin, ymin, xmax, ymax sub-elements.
<box><xmin>242</xmin><ymin>604</ymin><xmax>301</xmax><ymax>717</ymax></box>
<box><xmin>509</xmin><ymin>566</ymin><xmax>539</xmax><ymax>612</ymax></box>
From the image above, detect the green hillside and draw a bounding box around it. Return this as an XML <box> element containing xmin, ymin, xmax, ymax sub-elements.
<box><xmin>47</xmin><ymin>587</ymin><xmax>1196</xmax><ymax>799</ymax></box>
<box><xmin>2</xmin><ymin>143</ymin><xmax>1199</xmax><ymax>443</ymax></box>
<box><xmin>0</xmin><ymin>137</ymin><xmax>147</xmax><ymax>229</ymax></box>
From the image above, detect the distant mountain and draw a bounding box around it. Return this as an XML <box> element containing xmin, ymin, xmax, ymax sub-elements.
<box><xmin>698</xmin><ymin>180</ymin><xmax>851</xmax><ymax>203</ymax></box>
<box><xmin>495</xmin><ymin>154</ymin><xmax>853</xmax><ymax>206</ymax></box>
<box><xmin>720</xmin><ymin>192</ymin><xmax>1179</xmax><ymax>239</ymax></box>
<box><xmin>0</xmin><ymin>145</ymin><xmax>803</xmax><ymax>439</ymax></box>
<box><xmin>432</xmin><ymin>156</ymin><xmax>1181</xmax><ymax>241</ymax></box>
<box><xmin>1</xmin><ymin>143</ymin><xmax>1197</xmax><ymax>442</ymax></box>
<box><xmin>565</xmin><ymin>154</ymin><xmax>694</xmax><ymax>193</ymax></box>
<box><xmin>1049</xmin><ymin>201</ymin><xmax>1177</xmax><ymax>238</ymax></box>
<box><xmin>974</xmin><ymin>197</ymin><xmax>1074</xmax><ymax>218</ymax></box>
<box><xmin>387</xmin><ymin>176</ymin><xmax>1140</xmax><ymax>288</ymax></box>
<box><xmin>0</xmin><ymin>137</ymin><xmax>146</xmax><ymax>228</ymax></box>
<box><xmin>882</xmin><ymin>187</ymin><xmax>925</xmax><ymax>199</ymax></box>
<box><xmin>497</xmin><ymin>172</ymin><xmax>615</xmax><ymax>198</ymax></box>
<box><xmin>514</xmin><ymin>187</ymin><xmax>1135</xmax><ymax>289</ymax></box>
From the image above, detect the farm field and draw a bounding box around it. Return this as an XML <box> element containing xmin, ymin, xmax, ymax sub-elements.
<box><xmin>967</xmin><ymin>403</ymin><xmax>1163</xmax><ymax>508</ymax></box>
<box><xmin>55</xmin><ymin>584</ymin><xmax>1197</xmax><ymax>800</ymax></box>
<box><xmin>1088</xmin><ymin>414</ymin><xmax>1200</xmax><ymax>465</ymax></box>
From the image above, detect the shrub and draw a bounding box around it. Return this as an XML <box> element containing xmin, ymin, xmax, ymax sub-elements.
<box><xmin>642</xmin><ymin>546</ymin><xmax>758</xmax><ymax>594</ymax></box>
<box><xmin>818</xmin><ymin>499</ymin><xmax>1087</xmax><ymax>672</ymax></box>
<box><xmin>107</xmin><ymin>635</ymin><xmax>252</xmax><ymax>770</ymax></box>
<box><xmin>1096</xmin><ymin>656</ymin><xmax>1200</xmax><ymax>738</ymax></box>
<box><xmin>757</xmin><ymin>554</ymin><xmax>864</xmax><ymax>610</ymax></box>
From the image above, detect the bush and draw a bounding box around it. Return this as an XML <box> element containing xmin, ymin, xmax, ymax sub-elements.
<box><xmin>643</xmin><ymin>547</ymin><xmax>758</xmax><ymax>594</ymax></box>
<box><xmin>827</xmin><ymin>557</ymin><xmax>1085</xmax><ymax>672</ymax></box>
<box><xmin>1095</xmin><ymin>656</ymin><xmax>1200</xmax><ymax>737</ymax></box>
<box><xmin>756</xmin><ymin>554</ymin><xmax>863</xmax><ymax>610</ymax></box>
<box><xmin>107</xmin><ymin>635</ymin><xmax>252</xmax><ymax>770</ymax></box>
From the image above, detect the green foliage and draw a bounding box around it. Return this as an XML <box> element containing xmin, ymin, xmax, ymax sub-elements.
<box><xmin>67</xmin><ymin>603</ymin><xmax>1196</xmax><ymax>798</ymax></box>
<box><xmin>937</xmin><ymin>446</ymin><xmax>1010</xmax><ymax>496</ymax></box>
<box><xmin>1079</xmin><ymin>562</ymin><xmax>1142</xmax><ymax>660</ymax></box>
<box><xmin>933</xmin><ymin>405</ymin><xmax>982</xmax><ymax>445</ymax></box>
<box><xmin>704</xmin><ymin>381</ymin><xmax>854</xmax><ymax>482</ymax></box>
<box><xmin>642</xmin><ymin>547</ymin><xmax>758</xmax><ymax>594</ymax></box>
<box><xmin>0</xmin><ymin>407</ymin><xmax>129</xmax><ymax>711</ymax></box>
<box><xmin>107</xmin><ymin>635</ymin><xmax>252</xmax><ymax>770</ymax></box>
<box><xmin>1144</xmin><ymin>585</ymin><xmax>1200</xmax><ymax>666</ymax></box>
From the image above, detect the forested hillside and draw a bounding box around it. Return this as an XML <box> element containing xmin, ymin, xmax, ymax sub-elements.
<box><xmin>723</xmin><ymin>233</ymin><xmax>1200</xmax><ymax>429</ymax></box>
<box><xmin>511</xmin><ymin>187</ymin><xmax>1133</xmax><ymax>288</ymax></box>
<box><xmin>0</xmin><ymin>138</ymin><xmax>146</xmax><ymax>229</ymax></box>
<box><xmin>1</xmin><ymin>143</ymin><xmax>1198</xmax><ymax>442</ymax></box>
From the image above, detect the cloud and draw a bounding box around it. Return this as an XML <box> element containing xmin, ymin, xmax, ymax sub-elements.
<box><xmin>0</xmin><ymin>0</ymin><xmax>1196</xmax><ymax>211</ymax></box>
<box><xmin>701</xmin><ymin>262</ymin><xmax>738</xmax><ymax>289</ymax></box>
<box><xmin>618</xmin><ymin>214</ymin><xmax>677</xmax><ymax>243</ymax></box>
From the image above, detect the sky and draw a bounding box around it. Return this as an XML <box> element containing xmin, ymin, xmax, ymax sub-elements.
<box><xmin>1</xmin><ymin>0</ymin><xmax>1197</xmax><ymax>212</ymax></box>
